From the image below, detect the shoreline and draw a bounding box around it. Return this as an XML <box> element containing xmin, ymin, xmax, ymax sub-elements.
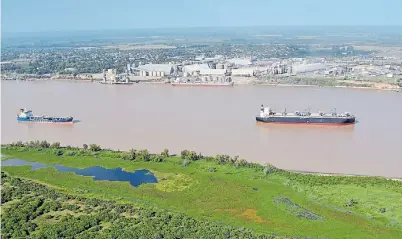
<box><xmin>3</xmin><ymin>78</ymin><xmax>400</xmax><ymax>92</ymax></box>
<box><xmin>2</xmin><ymin>143</ymin><xmax>401</xmax><ymax>181</ymax></box>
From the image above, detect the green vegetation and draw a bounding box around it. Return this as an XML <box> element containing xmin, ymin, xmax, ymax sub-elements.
<box><xmin>2</xmin><ymin>142</ymin><xmax>402</xmax><ymax>239</ymax></box>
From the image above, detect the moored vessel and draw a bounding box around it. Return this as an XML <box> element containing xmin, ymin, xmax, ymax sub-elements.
<box><xmin>256</xmin><ymin>105</ymin><xmax>355</xmax><ymax>125</ymax></box>
<box><xmin>17</xmin><ymin>109</ymin><xmax>74</xmax><ymax>124</ymax></box>
<box><xmin>171</xmin><ymin>77</ymin><xmax>234</xmax><ymax>87</ymax></box>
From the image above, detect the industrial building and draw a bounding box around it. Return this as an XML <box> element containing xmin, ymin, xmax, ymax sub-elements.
<box><xmin>135</xmin><ymin>64</ymin><xmax>175</xmax><ymax>77</ymax></box>
<box><xmin>291</xmin><ymin>63</ymin><xmax>327</xmax><ymax>74</ymax></box>
<box><xmin>182</xmin><ymin>64</ymin><xmax>210</xmax><ymax>73</ymax></box>
<box><xmin>231</xmin><ymin>68</ymin><xmax>255</xmax><ymax>77</ymax></box>
<box><xmin>226</xmin><ymin>58</ymin><xmax>253</xmax><ymax>66</ymax></box>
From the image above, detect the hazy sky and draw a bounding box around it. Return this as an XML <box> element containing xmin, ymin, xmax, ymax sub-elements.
<box><xmin>2</xmin><ymin>0</ymin><xmax>402</xmax><ymax>33</ymax></box>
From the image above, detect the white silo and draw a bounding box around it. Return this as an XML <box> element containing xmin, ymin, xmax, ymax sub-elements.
<box><xmin>161</xmin><ymin>71</ymin><xmax>165</xmax><ymax>77</ymax></box>
<box><xmin>156</xmin><ymin>71</ymin><xmax>161</xmax><ymax>77</ymax></box>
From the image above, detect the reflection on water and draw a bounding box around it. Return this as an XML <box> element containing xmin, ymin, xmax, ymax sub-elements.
<box><xmin>2</xmin><ymin>158</ymin><xmax>158</xmax><ymax>187</ymax></box>
<box><xmin>255</xmin><ymin>122</ymin><xmax>357</xmax><ymax>133</ymax></box>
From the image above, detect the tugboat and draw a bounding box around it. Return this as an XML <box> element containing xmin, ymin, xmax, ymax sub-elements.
<box><xmin>17</xmin><ymin>109</ymin><xmax>74</xmax><ymax>124</ymax></box>
<box><xmin>256</xmin><ymin>105</ymin><xmax>356</xmax><ymax>125</ymax></box>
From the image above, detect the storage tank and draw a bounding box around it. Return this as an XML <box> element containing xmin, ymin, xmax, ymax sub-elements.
<box><xmin>156</xmin><ymin>71</ymin><xmax>161</xmax><ymax>77</ymax></box>
<box><xmin>161</xmin><ymin>72</ymin><xmax>165</xmax><ymax>77</ymax></box>
<box><xmin>183</xmin><ymin>72</ymin><xmax>189</xmax><ymax>77</ymax></box>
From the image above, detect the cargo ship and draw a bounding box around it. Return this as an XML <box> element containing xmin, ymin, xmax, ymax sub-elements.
<box><xmin>256</xmin><ymin>105</ymin><xmax>355</xmax><ymax>125</ymax></box>
<box><xmin>17</xmin><ymin>109</ymin><xmax>74</xmax><ymax>124</ymax></box>
<box><xmin>171</xmin><ymin>77</ymin><xmax>234</xmax><ymax>87</ymax></box>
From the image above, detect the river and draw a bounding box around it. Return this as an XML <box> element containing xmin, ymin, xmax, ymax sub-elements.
<box><xmin>2</xmin><ymin>80</ymin><xmax>402</xmax><ymax>177</ymax></box>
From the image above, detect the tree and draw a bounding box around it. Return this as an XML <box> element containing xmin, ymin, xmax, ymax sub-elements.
<box><xmin>89</xmin><ymin>144</ymin><xmax>101</xmax><ymax>152</ymax></box>
<box><xmin>161</xmin><ymin>149</ymin><xmax>169</xmax><ymax>158</ymax></box>
<box><xmin>180</xmin><ymin>150</ymin><xmax>189</xmax><ymax>159</ymax></box>
<box><xmin>82</xmin><ymin>144</ymin><xmax>88</xmax><ymax>150</ymax></box>
<box><xmin>51</xmin><ymin>142</ymin><xmax>61</xmax><ymax>149</ymax></box>
<box><xmin>128</xmin><ymin>149</ymin><xmax>136</xmax><ymax>161</ymax></box>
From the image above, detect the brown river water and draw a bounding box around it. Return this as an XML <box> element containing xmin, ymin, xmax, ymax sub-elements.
<box><xmin>2</xmin><ymin>80</ymin><xmax>402</xmax><ymax>178</ymax></box>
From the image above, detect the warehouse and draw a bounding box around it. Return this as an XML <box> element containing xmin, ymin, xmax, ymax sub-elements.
<box><xmin>231</xmin><ymin>68</ymin><xmax>255</xmax><ymax>77</ymax></box>
<box><xmin>135</xmin><ymin>64</ymin><xmax>175</xmax><ymax>77</ymax></box>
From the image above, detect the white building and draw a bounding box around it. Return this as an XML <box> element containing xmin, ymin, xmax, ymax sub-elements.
<box><xmin>183</xmin><ymin>64</ymin><xmax>210</xmax><ymax>73</ymax></box>
<box><xmin>226</xmin><ymin>58</ymin><xmax>253</xmax><ymax>66</ymax></box>
<box><xmin>199</xmin><ymin>69</ymin><xmax>227</xmax><ymax>75</ymax></box>
<box><xmin>291</xmin><ymin>63</ymin><xmax>327</xmax><ymax>74</ymax></box>
<box><xmin>231</xmin><ymin>68</ymin><xmax>255</xmax><ymax>77</ymax></box>
<box><xmin>135</xmin><ymin>64</ymin><xmax>174</xmax><ymax>76</ymax></box>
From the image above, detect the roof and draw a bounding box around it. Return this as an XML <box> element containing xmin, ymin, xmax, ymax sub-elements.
<box><xmin>199</xmin><ymin>69</ymin><xmax>227</xmax><ymax>75</ymax></box>
<box><xmin>291</xmin><ymin>63</ymin><xmax>327</xmax><ymax>73</ymax></box>
<box><xmin>183</xmin><ymin>64</ymin><xmax>210</xmax><ymax>72</ymax></box>
<box><xmin>226</xmin><ymin>58</ymin><xmax>252</xmax><ymax>66</ymax></box>
<box><xmin>136</xmin><ymin>64</ymin><xmax>174</xmax><ymax>73</ymax></box>
<box><xmin>231</xmin><ymin>68</ymin><xmax>255</xmax><ymax>75</ymax></box>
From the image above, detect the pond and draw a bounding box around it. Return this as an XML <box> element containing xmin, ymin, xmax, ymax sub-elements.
<box><xmin>1</xmin><ymin>158</ymin><xmax>158</xmax><ymax>187</ymax></box>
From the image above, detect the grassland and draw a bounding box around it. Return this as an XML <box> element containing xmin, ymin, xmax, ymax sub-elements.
<box><xmin>2</xmin><ymin>144</ymin><xmax>402</xmax><ymax>239</ymax></box>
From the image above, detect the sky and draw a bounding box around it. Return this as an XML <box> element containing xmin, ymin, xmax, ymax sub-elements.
<box><xmin>2</xmin><ymin>0</ymin><xmax>402</xmax><ymax>33</ymax></box>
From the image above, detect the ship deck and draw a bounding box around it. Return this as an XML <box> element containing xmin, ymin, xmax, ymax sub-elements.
<box><xmin>262</xmin><ymin>113</ymin><xmax>354</xmax><ymax>118</ymax></box>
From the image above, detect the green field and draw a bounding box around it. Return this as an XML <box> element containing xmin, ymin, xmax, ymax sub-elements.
<box><xmin>2</xmin><ymin>143</ymin><xmax>402</xmax><ymax>239</ymax></box>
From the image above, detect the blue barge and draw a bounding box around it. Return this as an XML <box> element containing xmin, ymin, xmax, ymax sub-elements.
<box><xmin>17</xmin><ymin>109</ymin><xmax>74</xmax><ymax>124</ymax></box>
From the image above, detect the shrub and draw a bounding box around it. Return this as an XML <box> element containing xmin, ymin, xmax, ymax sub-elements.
<box><xmin>187</xmin><ymin>151</ymin><xmax>199</xmax><ymax>161</ymax></box>
<box><xmin>230</xmin><ymin>155</ymin><xmax>239</xmax><ymax>164</ymax></box>
<box><xmin>15</xmin><ymin>141</ymin><xmax>24</xmax><ymax>147</ymax></box>
<box><xmin>137</xmin><ymin>149</ymin><xmax>150</xmax><ymax>161</ymax></box>
<box><xmin>40</xmin><ymin>140</ymin><xmax>50</xmax><ymax>148</ymax></box>
<box><xmin>182</xmin><ymin>159</ymin><xmax>190</xmax><ymax>167</ymax></box>
<box><xmin>378</xmin><ymin>208</ymin><xmax>386</xmax><ymax>213</ymax></box>
<box><xmin>65</xmin><ymin>145</ymin><xmax>72</xmax><ymax>150</ymax></box>
<box><xmin>208</xmin><ymin>167</ymin><xmax>217</xmax><ymax>172</ymax></box>
<box><xmin>53</xmin><ymin>150</ymin><xmax>64</xmax><ymax>156</ymax></box>
<box><xmin>345</xmin><ymin>199</ymin><xmax>358</xmax><ymax>207</ymax></box>
<box><xmin>89</xmin><ymin>144</ymin><xmax>101</xmax><ymax>152</ymax></box>
<box><xmin>150</xmin><ymin>154</ymin><xmax>164</xmax><ymax>162</ymax></box>
<box><xmin>66</xmin><ymin>151</ymin><xmax>76</xmax><ymax>156</ymax></box>
<box><xmin>215</xmin><ymin>154</ymin><xmax>230</xmax><ymax>164</ymax></box>
<box><xmin>180</xmin><ymin>150</ymin><xmax>199</xmax><ymax>161</ymax></box>
<box><xmin>263</xmin><ymin>164</ymin><xmax>277</xmax><ymax>175</ymax></box>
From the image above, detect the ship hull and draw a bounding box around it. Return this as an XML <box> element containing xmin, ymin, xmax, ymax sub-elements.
<box><xmin>256</xmin><ymin>116</ymin><xmax>355</xmax><ymax>125</ymax></box>
<box><xmin>17</xmin><ymin>117</ymin><xmax>74</xmax><ymax>124</ymax></box>
<box><xmin>172</xmin><ymin>82</ymin><xmax>234</xmax><ymax>87</ymax></box>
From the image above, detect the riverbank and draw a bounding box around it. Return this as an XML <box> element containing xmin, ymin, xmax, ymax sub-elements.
<box><xmin>2</xmin><ymin>142</ymin><xmax>402</xmax><ymax>239</ymax></box>
<box><xmin>3</xmin><ymin>76</ymin><xmax>400</xmax><ymax>92</ymax></box>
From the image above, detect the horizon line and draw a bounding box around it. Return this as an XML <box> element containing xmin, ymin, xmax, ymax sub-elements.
<box><xmin>3</xmin><ymin>25</ymin><xmax>402</xmax><ymax>35</ymax></box>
